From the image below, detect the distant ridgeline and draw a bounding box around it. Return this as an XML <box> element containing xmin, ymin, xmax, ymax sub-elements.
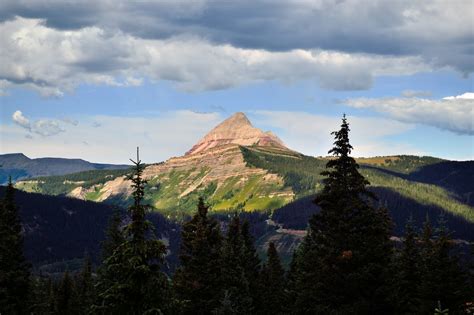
<box><xmin>0</xmin><ymin>153</ymin><xmax>129</xmax><ymax>184</ymax></box>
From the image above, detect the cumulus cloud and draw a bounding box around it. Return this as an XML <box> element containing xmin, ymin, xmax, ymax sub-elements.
<box><xmin>443</xmin><ymin>92</ymin><xmax>474</xmax><ymax>100</ymax></box>
<box><xmin>344</xmin><ymin>93</ymin><xmax>474</xmax><ymax>135</ymax></box>
<box><xmin>0</xmin><ymin>17</ymin><xmax>432</xmax><ymax>96</ymax></box>
<box><xmin>12</xmin><ymin>110</ymin><xmax>31</xmax><ymax>130</ymax></box>
<box><xmin>11</xmin><ymin>110</ymin><xmax>67</xmax><ymax>136</ymax></box>
<box><xmin>0</xmin><ymin>0</ymin><xmax>471</xmax><ymax>74</ymax></box>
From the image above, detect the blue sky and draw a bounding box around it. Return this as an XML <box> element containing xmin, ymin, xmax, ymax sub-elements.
<box><xmin>0</xmin><ymin>1</ymin><xmax>472</xmax><ymax>163</ymax></box>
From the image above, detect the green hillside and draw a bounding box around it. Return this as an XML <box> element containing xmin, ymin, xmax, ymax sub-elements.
<box><xmin>14</xmin><ymin>147</ymin><xmax>473</xmax><ymax>223</ymax></box>
<box><xmin>242</xmin><ymin>147</ymin><xmax>474</xmax><ymax>223</ymax></box>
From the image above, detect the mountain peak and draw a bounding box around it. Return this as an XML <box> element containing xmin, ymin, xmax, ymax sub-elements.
<box><xmin>186</xmin><ymin>112</ymin><xmax>287</xmax><ymax>155</ymax></box>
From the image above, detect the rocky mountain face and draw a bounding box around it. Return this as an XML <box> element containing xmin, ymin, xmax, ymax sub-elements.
<box><xmin>186</xmin><ymin>112</ymin><xmax>286</xmax><ymax>155</ymax></box>
<box><xmin>18</xmin><ymin>113</ymin><xmax>295</xmax><ymax>215</ymax></box>
<box><xmin>0</xmin><ymin>153</ymin><xmax>129</xmax><ymax>184</ymax></box>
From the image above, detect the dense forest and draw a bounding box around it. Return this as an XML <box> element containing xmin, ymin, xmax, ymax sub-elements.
<box><xmin>1</xmin><ymin>117</ymin><xmax>472</xmax><ymax>314</ymax></box>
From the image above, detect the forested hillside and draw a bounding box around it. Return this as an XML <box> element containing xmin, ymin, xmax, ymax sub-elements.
<box><xmin>0</xmin><ymin>187</ymin><xmax>181</xmax><ymax>274</ymax></box>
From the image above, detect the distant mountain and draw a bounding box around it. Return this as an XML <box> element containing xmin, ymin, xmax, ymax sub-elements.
<box><xmin>14</xmin><ymin>113</ymin><xmax>474</xmax><ymax>226</ymax></box>
<box><xmin>186</xmin><ymin>112</ymin><xmax>287</xmax><ymax>155</ymax></box>
<box><xmin>0</xmin><ymin>153</ymin><xmax>129</xmax><ymax>184</ymax></box>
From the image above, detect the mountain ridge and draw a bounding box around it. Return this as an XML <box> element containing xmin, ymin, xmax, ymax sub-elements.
<box><xmin>0</xmin><ymin>153</ymin><xmax>129</xmax><ymax>184</ymax></box>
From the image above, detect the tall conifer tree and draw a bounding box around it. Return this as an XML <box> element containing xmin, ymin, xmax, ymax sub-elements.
<box><xmin>173</xmin><ymin>197</ymin><xmax>223</xmax><ymax>314</ymax></box>
<box><xmin>77</xmin><ymin>254</ymin><xmax>95</xmax><ymax>313</ymax></box>
<box><xmin>293</xmin><ymin>115</ymin><xmax>393</xmax><ymax>313</ymax></box>
<box><xmin>418</xmin><ymin>215</ymin><xmax>469</xmax><ymax>313</ymax></box>
<box><xmin>173</xmin><ymin>198</ymin><xmax>222</xmax><ymax>314</ymax></box>
<box><xmin>95</xmin><ymin>148</ymin><xmax>170</xmax><ymax>314</ymax></box>
<box><xmin>217</xmin><ymin>216</ymin><xmax>253</xmax><ymax>314</ymax></box>
<box><xmin>56</xmin><ymin>271</ymin><xmax>77</xmax><ymax>315</ymax></box>
<box><xmin>0</xmin><ymin>178</ymin><xmax>30</xmax><ymax>314</ymax></box>
<box><xmin>391</xmin><ymin>216</ymin><xmax>421</xmax><ymax>313</ymax></box>
<box><xmin>260</xmin><ymin>242</ymin><xmax>285</xmax><ymax>315</ymax></box>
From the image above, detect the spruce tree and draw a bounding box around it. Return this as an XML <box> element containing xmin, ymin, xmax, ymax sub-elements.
<box><xmin>240</xmin><ymin>219</ymin><xmax>261</xmax><ymax>309</ymax></box>
<box><xmin>77</xmin><ymin>254</ymin><xmax>95</xmax><ymax>314</ymax></box>
<box><xmin>293</xmin><ymin>115</ymin><xmax>393</xmax><ymax>313</ymax></box>
<box><xmin>217</xmin><ymin>215</ymin><xmax>253</xmax><ymax>314</ymax></box>
<box><xmin>56</xmin><ymin>271</ymin><xmax>77</xmax><ymax>315</ymax></box>
<box><xmin>260</xmin><ymin>242</ymin><xmax>285</xmax><ymax>315</ymax></box>
<box><xmin>0</xmin><ymin>178</ymin><xmax>30</xmax><ymax>314</ymax></box>
<box><xmin>101</xmin><ymin>209</ymin><xmax>125</xmax><ymax>260</ymax></box>
<box><xmin>95</xmin><ymin>148</ymin><xmax>171</xmax><ymax>314</ymax></box>
<box><xmin>173</xmin><ymin>197</ymin><xmax>223</xmax><ymax>314</ymax></box>
<box><xmin>391</xmin><ymin>216</ymin><xmax>421</xmax><ymax>313</ymax></box>
<box><xmin>418</xmin><ymin>215</ymin><xmax>469</xmax><ymax>314</ymax></box>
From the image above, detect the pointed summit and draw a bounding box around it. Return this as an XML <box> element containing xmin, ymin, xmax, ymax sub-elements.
<box><xmin>186</xmin><ymin>112</ymin><xmax>287</xmax><ymax>155</ymax></box>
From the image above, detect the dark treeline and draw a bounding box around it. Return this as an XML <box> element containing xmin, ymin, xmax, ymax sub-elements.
<box><xmin>1</xmin><ymin>116</ymin><xmax>473</xmax><ymax>314</ymax></box>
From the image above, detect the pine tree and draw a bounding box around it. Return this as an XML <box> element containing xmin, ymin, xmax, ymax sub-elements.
<box><xmin>217</xmin><ymin>215</ymin><xmax>253</xmax><ymax>314</ymax></box>
<box><xmin>391</xmin><ymin>216</ymin><xmax>421</xmax><ymax>313</ymax></box>
<box><xmin>94</xmin><ymin>148</ymin><xmax>171</xmax><ymax>314</ymax></box>
<box><xmin>293</xmin><ymin>115</ymin><xmax>393</xmax><ymax>313</ymax></box>
<box><xmin>0</xmin><ymin>178</ymin><xmax>30</xmax><ymax>314</ymax></box>
<box><xmin>259</xmin><ymin>242</ymin><xmax>285</xmax><ymax>315</ymax></box>
<box><xmin>418</xmin><ymin>215</ymin><xmax>469</xmax><ymax>314</ymax></box>
<box><xmin>173</xmin><ymin>197</ymin><xmax>223</xmax><ymax>314</ymax></box>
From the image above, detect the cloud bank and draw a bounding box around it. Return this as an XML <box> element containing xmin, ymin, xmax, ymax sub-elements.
<box><xmin>0</xmin><ymin>0</ymin><xmax>472</xmax><ymax>96</ymax></box>
<box><xmin>345</xmin><ymin>93</ymin><xmax>474</xmax><ymax>135</ymax></box>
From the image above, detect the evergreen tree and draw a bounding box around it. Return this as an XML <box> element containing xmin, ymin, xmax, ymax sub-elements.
<box><xmin>77</xmin><ymin>254</ymin><xmax>95</xmax><ymax>313</ymax></box>
<box><xmin>284</xmin><ymin>249</ymin><xmax>300</xmax><ymax>313</ymax></box>
<box><xmin>293</xmin><ymin>115</ymin><xmax>393</xmax><ymax>313</ymax></box>
<box><xmin>0</xmin><ymin>178</ymin><xmax>30</xmax><ymax>314</ymax></box>
<box><xmin>418</xmin><ymin>215</ymin><xmax>469</xmax><ymax>314</ymax></box>
<box><xmin>391</xmin><ymin>215</ymin><xmax>421</xmax><ymax>314</ymax></box>
<box><xmin>29</xmin><ymin>276</ymin><xmax>53</xmax><ymax>314</ymax></box>
<box><xmin>173</xmin><ymin>197</ymin><xmax>223</xmax><ymax>314</ymax></box>
<box><xmin>240</xmin><ymin>219</ymin><xmax>261</xmax><ymax>309</ymax></box>
<box><xmin>259</xmin><ymin>242</ymin><xmax>285</xmax><ymax>315</ymax></box>
<box><xmin>56</xmin><ymin>271</ymin><xmax>77</xmax><ymax>315</ymax></box>
<box><xmin>101</xmin><ymin>209</ymin><xmax>125</xmax><ymax>260</ymax></box>
<box><xmin>95</xmin><ymin>148</ymin><xmax>171</xmax><ymax>314</ymax></box>
<box><xmin>217</xmin><ymin>215</ymin><xmax>253</xmax><ymax>314</ymax></box>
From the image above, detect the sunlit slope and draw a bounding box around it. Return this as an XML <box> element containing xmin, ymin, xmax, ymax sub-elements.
<box><xmin>242</xmin><ymin>147</ymin><xmax>474</xmax><ymax>223</ymax></box>
<box><xmin>15</xmin><ymin>146</ymin><xmax>473</xmax><ymax>223</ymax></box>
<box><xmin>16</xmin><ymin>145</ymin><xmax>294</xmax><ymax>216</ymax></box>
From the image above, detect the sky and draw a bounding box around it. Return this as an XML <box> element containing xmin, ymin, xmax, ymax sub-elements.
<box><xmin>0</xmin><ymin>0</ymin><xmax>473</xmax><ymax>164</ymax></box>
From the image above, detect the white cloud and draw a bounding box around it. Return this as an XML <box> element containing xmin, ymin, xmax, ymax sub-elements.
<box><xmin>443</xmin><ymin>92</ymin><xmax>474</xmax><ymax>100</ymax></box>
<box><xmin>0</xmin><ymin>17</ymin><xmax>431</xmax><ymax>96</ymax></box>
<box><xmin>11</xmin><ymin>110</ymin><xmax>67</xmax><ymax>136</ymax></box>
<box><xmin>12</xmin><ymin>110</ymin><xmax>31</xmax><ymax>130</ymax></box>
<box><xmin>252</xmin><ymin>111</ymin><xmax>419</xmax><ymax>157</ymax></box>
<box><xmin>33</xmin><ymin>120</ymin><xmax>65</xmax><ymax>136</ymax></box>
<box><xmin>345</xmin><ymin>94</ymin><xmax>474</xmax><ymax>135</ymax></box>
